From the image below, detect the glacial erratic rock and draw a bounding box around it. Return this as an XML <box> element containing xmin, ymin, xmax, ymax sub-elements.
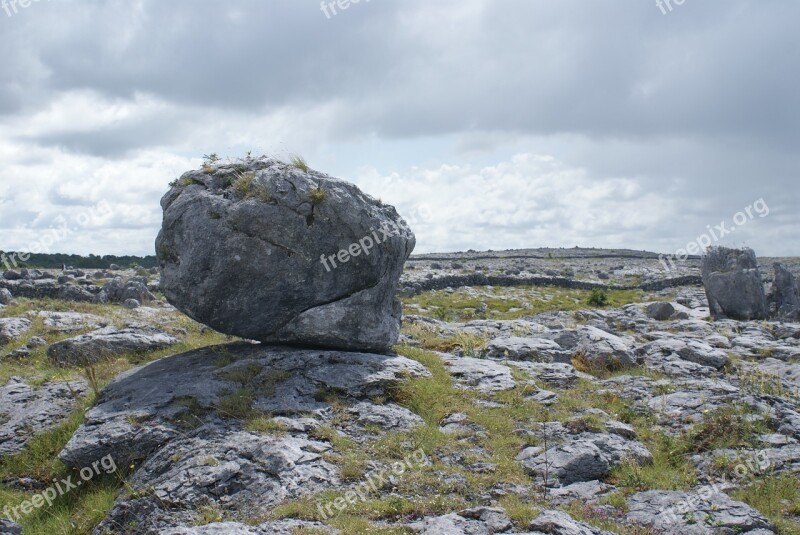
<box><xmin>701</xmin><ymin>247</ymin><xmax>767</xmax><ymax>320</ymax></box>
<box><xmin>156</xmin><ymin>157</ymin><xmax>415</xmax><ymax>352</ymax></box>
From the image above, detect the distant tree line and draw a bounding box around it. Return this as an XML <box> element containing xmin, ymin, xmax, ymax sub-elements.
<box><xmin>0</xmin><ymin>251</ymin><xmax>159</xmax><ymax>270</ymax></box>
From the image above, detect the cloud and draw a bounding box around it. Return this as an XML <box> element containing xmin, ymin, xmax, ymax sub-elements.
<box><xmin>0</xmin><ymin>0</ymin><xmax>797</xmax><ymax>256</ymax></box>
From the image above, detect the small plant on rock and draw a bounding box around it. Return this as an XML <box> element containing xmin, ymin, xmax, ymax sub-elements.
<box><xmin>587</xmin><ymin>288</ymin><xmax>609</xmax><ymax>307</ymax></box>
<box><xmin>289</xmin><ymin>154</ymin><xmax>310</xmax><ymax>173</ymax></box>
<box><xmin>310</xmin><ymin>187</ymin><xmax>326</xmax><ymax>205</ymax></box>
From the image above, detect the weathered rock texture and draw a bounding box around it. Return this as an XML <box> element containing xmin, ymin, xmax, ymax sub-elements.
<box><xmin>701</xmin><ymin>247</ymin><xmax>767</xmax><ymax>320</ymax></box>
<box><xmin>156</xmin><ymin>158</ymin><xmax>415</xmax><ymax>352</ymax></box>
<box><xmin>770</xmin><ymin>262</ymin><xmax>800</xmax><ymax>320</ymax></box>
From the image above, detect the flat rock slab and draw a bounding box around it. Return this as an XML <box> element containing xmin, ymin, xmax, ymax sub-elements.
<box><xmin>60</xmin><ymin>343</ymin><xmax>429</xmax><ymax>467</ymax></box>
<box><xmin>47</xmin><ymin>326</ymin><xmax>179</xmax><ymax>366</ymax></box>
<box><xmin>508</xmin><ymin>361</ymin><xmax>584</xmax><ymax>389</ymax></box>
<box><xmin>162</xmin><ymin>520</ymin><xmax>338</xmax><ymax>534</ymax></box>
<box><xmin>0</xmin><ymin>377</ymin><xmax>87</xmax><ymax>457</ymax></box>
<box><xmin>440</xmin><ymin>354</ymin><xmax>516</xmax><ymax>393</ymax></box>
<box><xmin>518</xmin><ymin>432</ymin><xmax>652</xmax><ymax>487</ymax></box>
<box><xmin>33</xmin><ymin>311</ymin><xmax>109</xmax><ymax>332</ymax></box>
<box><xmin>0</xmin><ymin>318</ymin><xmax>32</xmax><ymax>346</ymax></box>
<box><xmin>529</xmin><ymin>509</ymin><xmax>616</xmax><ymax>535</ymax></box>
<box><xmin>626</xmin><ymin>487</ymin><xmax>776</xmax><ymax>534</ymax></box>
<box><xmin>59</xmin><ymin>343</ymin><xmax>430</xmax><ymax>532</ymax></box>
<box><xmin>410</xmin><ymin>507</ymin><xmax>514</xmax><ymax>535</ymax></box>
<box><xmin>484</xmin><ymin>336</ymin><xmax>569</xmax><ymax>363</ymax></box>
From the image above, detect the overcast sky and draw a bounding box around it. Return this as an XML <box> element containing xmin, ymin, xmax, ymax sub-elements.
<box><xmin>0</xmin><ymin>0</ymin><xmax>797</xmax><ymax>257</ymax></box>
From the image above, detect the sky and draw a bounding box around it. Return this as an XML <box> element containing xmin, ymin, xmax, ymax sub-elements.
<box><xmin>0</xmin><ymin>0</ymin><xmax>797</xmax><ymax>257</ymax></box>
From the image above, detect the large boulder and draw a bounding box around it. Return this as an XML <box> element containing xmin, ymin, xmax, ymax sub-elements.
<box><xmin>156</xmin><ymin>157</ymin><xmax>414</xmax><ymax>352</ymax></box>
<box><xmin>701</xmin><ymin>247</ymin><xmax>767</xmax><ymax>320</ymax></box>
<box><xmin>769</xmin><ymin>263</ymin><xmax>800</xmax><ymax>320</ymax></box>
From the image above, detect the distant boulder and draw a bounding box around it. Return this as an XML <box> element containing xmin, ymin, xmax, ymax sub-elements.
<box><xmin>645</xmin><ymin>302</ymin><xmax>675</xmax><ymax>321</ymax></box>
<box><xmin>769</xmin><ymin>263</ymin><xmax>800</xmax><ymax>320</ymax></box>
<box><xmin>701</xmin><ymin>247</ymin><xmax>767</xmax><ymax>320</ymax></box>
<box><xmin>97</xmin><ymin>277</ymin><xmax>155</xmax><ymax>304</ymax></box>
<box><xmin>2</xmin><ymin>271</ymin><xmax>22</xmax><ymax>281</ymax></box>
<box><xmin>156</xmin><ymin>157</ymin><xmax>414</xmax><ymax>352</ymax></box>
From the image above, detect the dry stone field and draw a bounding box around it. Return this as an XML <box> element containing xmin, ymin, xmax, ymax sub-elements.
<box><xmin>0</xmin><ymin>159</ymin><xmax>798</xmax><ymax>535</ymax></box>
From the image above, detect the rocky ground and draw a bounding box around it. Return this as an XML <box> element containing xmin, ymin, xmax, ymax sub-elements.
<box><xmin>0</xmin><ymin>248</ymin><xmax>799</xmax><ymax>534</ymax></box>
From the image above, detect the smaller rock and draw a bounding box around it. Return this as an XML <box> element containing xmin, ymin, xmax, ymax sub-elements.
<box><xmin>47</xmin><ymin>327</ymin><xmax>179</xmax><ymax>366</ymax></box>
<box><xmin>0</xmin><ymin>318</ymin><xmax>32</xmax><ymax>346</ymax></box>
<box><xmin>770</xmin><ymin>263</ymin><xmax>800</xmax><ymax>320</ymax></box>
<box><xmin>26</xmin><ymin>336</ymin><xmax>47</xmax><ymax>348</ymax></box>
<box><xmin>645</xmin><ymin>302</ymin><xmax>675</xmax><ymax>321</ymax></box>
<box><xmin>574</xmin><ymin>326</ymin><xmax>637</xmax><ymax>371</ymax></box>
<box><xmin>123</xmin><ymin>299</ymin><xmax>141</xmax><ymax>309</ymax></box>
<box><xmin>0</xmin><ymin>288</ymin><xmax>12</xmax><ymax>305</ymax></box>
<box><xmin>484</xmin><ymin>336</ymin><xmax>569</xmax><ymax>362</ymax></box>
<box><xmin>2</xmin><ymin>271</ymin><xmax>22</xmax><ymax>281</ymax></box>
<box><xmin>0</xmin><ymin>519</ymin><xmax>22</xmax><ymax>535</ymax></box>
<box><xmin>530</xmin><ymin>509</ymin><xmax>614</xmax><ymax>535</ymax></box>
<box><xmin>5</xmin><ymin>347</ymin><xmax>30</xmax><ymax>360</ymax></box>
<box><xmin>440</xmin><ymin>355</ymin><xmax>516</xmax><ymax>393</ymax></box>
<box><xmin>410</xmin><ymin>507</ymin><xmax>512</xmax><ymax>535</ymax></box>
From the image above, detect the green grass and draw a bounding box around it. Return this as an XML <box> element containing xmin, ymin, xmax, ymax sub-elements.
<box><xmin>0</xmin><ymin>296</ymin><xmax>234</xmax><ymax>532</ymax></box>
<box><xmin>289</xmin><ymin>154</ymin><xmax>310</xmax><ymax>173</ymax></box>
<box><xmin>732</xmin><ymin>475</ymin><xmax>800</xmax><ymax>534</ymax></box>
<box><xmin>310</xmin><ymin>187</ymin><xmax>326</xmax><ymax>205</ymax></box>
<box><xmin>0</xmin><ymin>392</ymin><xmax>129</xmax><ymax>535</ymax></box>
<box><xmin>401</xmin><ymin>286</ymin><xmax>647</xmax><ymax>322</ymax></box>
